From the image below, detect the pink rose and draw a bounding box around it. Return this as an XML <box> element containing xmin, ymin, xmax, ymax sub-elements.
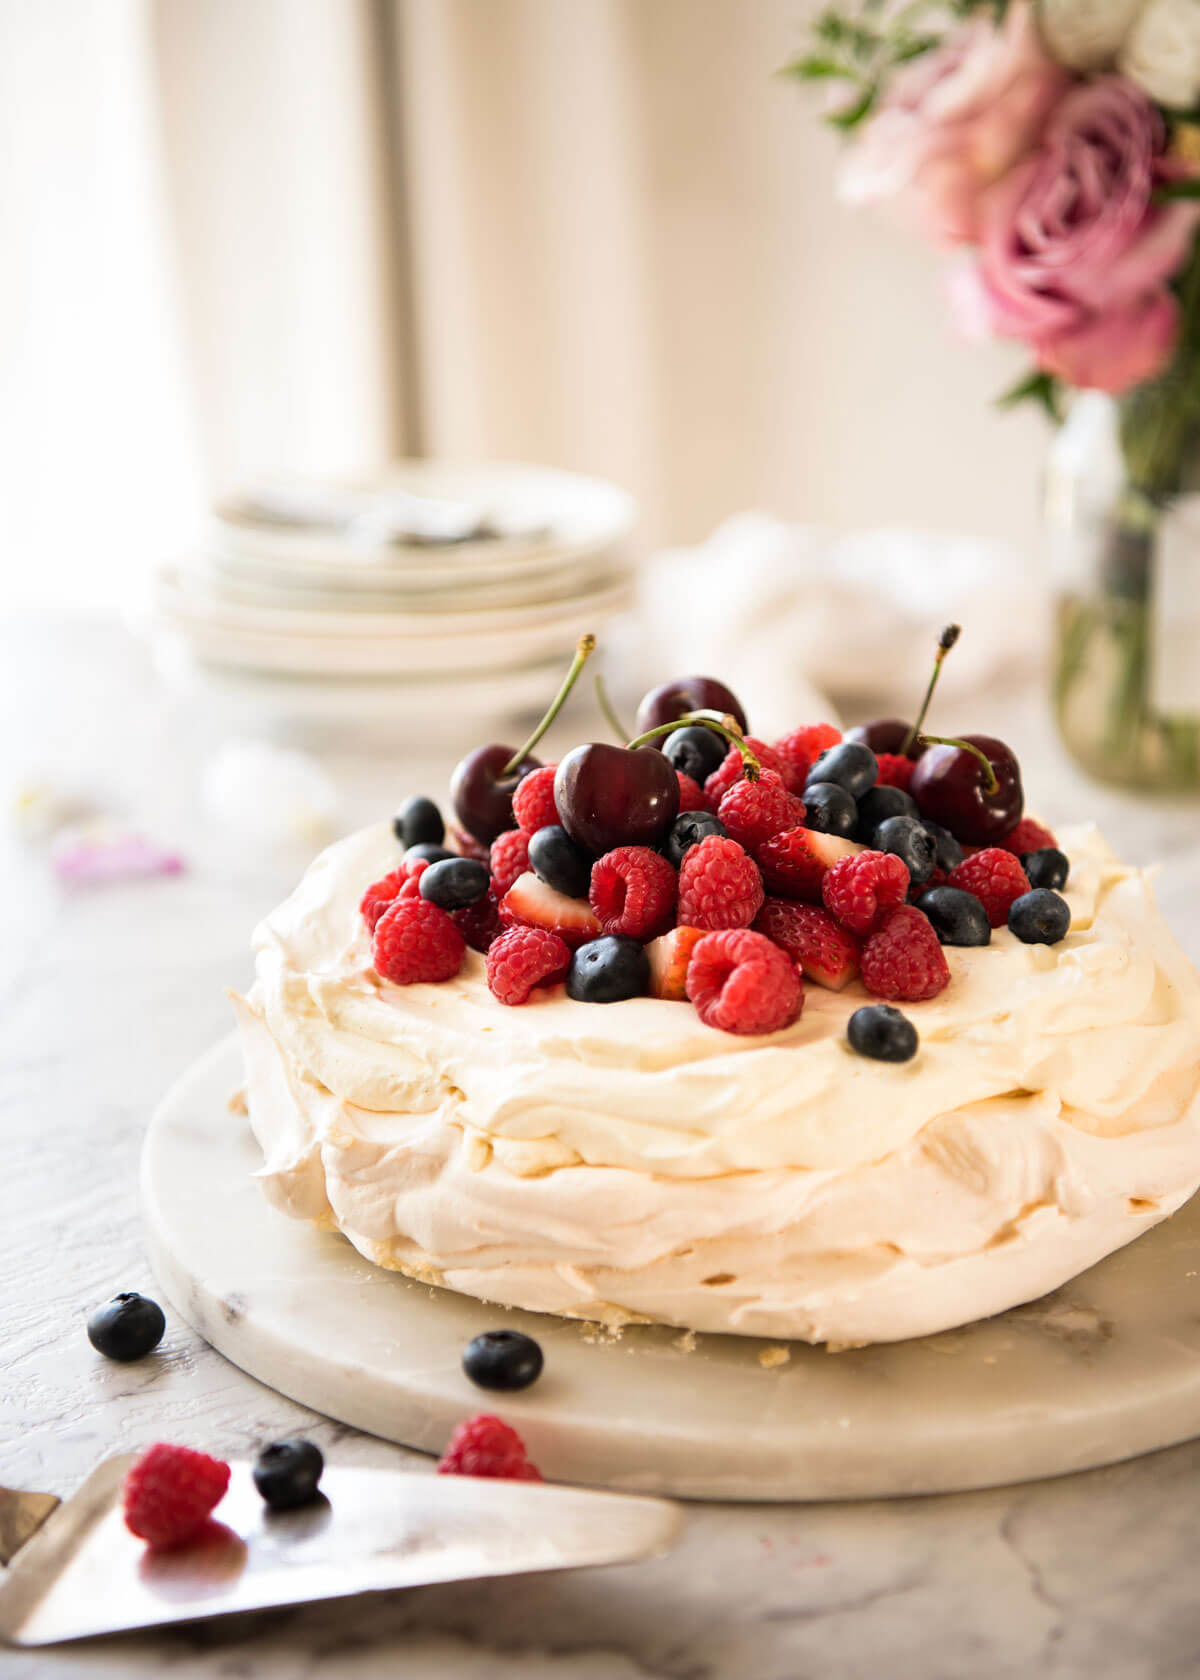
<box><xmin>962</xmin><ymin>77</ymin><xmax>1200</xmax><ymax>392</ymax></box>
<box><xmin>838</xmin><ymin>2</ymin><xmax>1069</xmax><ymax>245</ymax></box>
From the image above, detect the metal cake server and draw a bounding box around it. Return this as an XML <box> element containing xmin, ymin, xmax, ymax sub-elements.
<box><xmin>0</xmin><ymin>1458</ymin><xmax>682</xmax><ymax>1646</ymax></box>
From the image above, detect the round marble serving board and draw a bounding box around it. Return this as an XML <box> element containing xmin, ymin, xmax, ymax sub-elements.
<box><xmin>143</xmin><ymin>1037</ymin><xmax>1200</xmax><ymax>1502</ymax></box>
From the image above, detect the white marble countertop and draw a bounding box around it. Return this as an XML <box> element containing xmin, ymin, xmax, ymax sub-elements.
<box><xmin>6</xmin><ymin>612</ymin><xmax>1200</xmax><ymax>1680</ymax></box>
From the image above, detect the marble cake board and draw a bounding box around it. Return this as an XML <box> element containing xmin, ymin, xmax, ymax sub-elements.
<box><xmin>142</xmin><ymin>1037</ymin><xmax>1200</xmax><ymax>1503</ymax></box>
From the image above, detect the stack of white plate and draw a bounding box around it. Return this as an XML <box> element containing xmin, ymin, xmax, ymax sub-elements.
<box><xmin>149</xmin><ymin>461</ymin><xmax>636</xmax><ymax>735</ymax></box>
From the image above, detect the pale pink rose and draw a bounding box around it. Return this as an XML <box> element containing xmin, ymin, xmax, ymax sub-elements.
<box><xmin>838</xmin><ymin>2</ymin><xmax>1069</xmax><ymax>245</ymax></box>
<box><xmin>962</xmin><ymin>77</ymin><xmax>1200</xmax><ymax>392</ymax></box>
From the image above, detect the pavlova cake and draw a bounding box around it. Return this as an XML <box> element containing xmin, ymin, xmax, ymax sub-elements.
<box><xmin>232</xmin><ymin>634</ymin><xmax>1200</xmax><ymax>1345</ymax></box>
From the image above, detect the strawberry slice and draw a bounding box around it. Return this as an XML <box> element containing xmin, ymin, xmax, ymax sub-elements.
<box><xmin>499</xmin><ymin>872</ymin><xmax>601</xmax><ymax>949</ymax></box>
<box><xmin>754</xmin><ymin>898</ymin><xmax>860</xmax><ymax>991</ymax></box>
<box><xmin>646</xmin><ymin>925</ymin><xmax>706</xmax><ymax>1001</ymax></box>
<box><xmin>755</xmin><ymin>828</ymin><xmax>862</xmax><ymax>903</ymax></box>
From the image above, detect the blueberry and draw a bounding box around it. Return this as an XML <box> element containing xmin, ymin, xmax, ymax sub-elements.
<box><xmin>855</xmin><ymin>784</ymin><xmax>917</xmax><ymax>842</ymax></box>
<box><xmin>419</xmin><ymin>857</ymin><xmax>490</xmax><ymax>910</ymax></box>
<box><xmin>567</xmin><ymin>936</ymin><xmax>650</xmax><ymax>1003</ymax></box>
<box><xmin>1022</xmin><ymin>847</ymin><xmax>1069</xmax><ymax>891</ymax></box>
<box><xmin>86</xmin><ymin>1292</ymin><xmax>166</xmax><ymax>1362</ymax></box>
<box><xmin>923</xmin><ymin>820</ymin><xmax>964</xmax><ymax>874</ymax></box>
<box><xmin>529</xmin><ymin>824</ymin><xmax>591</xmax><ymax>898</ymax></box>
<box><xmin>393</xmin><ymin>796</ymin><xmax>445</xmax><ymax>849</ymax></box>
<box><xmin>664</xmin><ymin>809</ymin><xmax>727</xmax><ymax>868</ymax></box>
<box><xmin>406</xmin><ymin>842</ymin><xmax>455</xmax><ymax>866</ymax></box>
<box><xmin>253</xmin><ymin>1439</ymin><xmax>325</xmax><ymax>1511</ymax></box>
<box><xmin>806</xmin><ymin>742</ymin><xmax>878</xmax><ymax>799</ymax></box>
<box><xmin>847</xmin><ymin>1004</ymin><xmax>918</xmax><ymax>1063</ymax></box>
<box><xmin>462</xmin><ymin>1329</ymin><xmax>544</xmax><ymax>1392</ymax></box>
<box><xmin>1009</xmin><ymin>889</ymin><xmax>1071</xmax><ymax>945</ymax></box>
<box><xmin>916</xmin><ymin>885</ymin><xmax>991</xmax><ymax>947</ymax></box>
<box><xmin>802</xmin><ymin>781</ymin><xmax>858</xmax><ymax>838</ymax></box>
<box><xmin>663</xmin><ymin>726</ymin><xmax>726</xmax><ymax>786</ymax></box>
<box><xmin>874</xmin><ymin>815</ymin><xmax>937</xmax><ymax>885</ymax></box>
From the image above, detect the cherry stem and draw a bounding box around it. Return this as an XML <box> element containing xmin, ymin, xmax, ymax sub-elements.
<box><xmin>918</xmin><ymin>733</ymin><xmax>998</xmax><ymax>794</ymax></box>
<box><xmin>594</xmin><ymin>673</ymin><xmax>629</xmax><ymax>743</ymax></box>
<box><xmin>624</xmin><ymin>711</ymin><xmax>761</xmax><ymax>780</ymax></box>
<box><xmin>901</xmin><ymin>623</ymin><xmax>962</xmax><ymax>757</ymax></box>
<box><xmin>501</xmin><ymin>635</ymin><xmax>596</xmax><ymax>776</ymax></box>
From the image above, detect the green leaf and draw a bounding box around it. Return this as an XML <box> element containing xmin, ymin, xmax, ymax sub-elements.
<box><xmin>780</xmin><ymin>54</ymin><xmax>853</xmax><ymax>79</ymax></box>
<box><xmin>1154</xmin><ymin>179</ymin><xmax>1200</xmax><ymax>201</ymax></box>
<box><xmin>827</xmin><ymin>82</ymin><xmax>878</xmax><ymax>129</ymax></box>
<box><xmin>892</xmin><ymin>33</ymin><xmax>939</xmax><ymax>62</ymax></box>
<box><xmin>995</xmin><ymin>368</ymin><xmax>1065</xmax><ymax>425</ymax></box>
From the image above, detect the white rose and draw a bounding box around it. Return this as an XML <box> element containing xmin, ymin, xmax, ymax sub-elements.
<box><xmin>1037</xmin><ymin>0</ymin><xmax>1145</xmax><ymax>68</ymax></box>
<box><xmin>1119</xmin><ymin>0</ymin><xmax>1200</xmax><ymax>109</ymax></box>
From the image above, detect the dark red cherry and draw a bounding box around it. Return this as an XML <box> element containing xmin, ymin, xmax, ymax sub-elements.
<box><xmin>450</xmin><ymin>744</ymin><xmax>541</xmax><ymax>846</ymax></box>
<box><xmin>845</xmin><ymin>718</ymin><xmax>922</xmax><ymax>758</ymax></box>
<box><xmin>634</xmin><ymin>677</ymin><xmax>748</xmax><ymax>745</ymax></box>
<box><xmin>910</xmin><ymin>734</ymin><xmax>1023</xmax><ymax>845</ymax></box>
<box><xmin>554</xmin><ymin>744</ymin><xmax>680</xmax><ymax>854</ymax></box>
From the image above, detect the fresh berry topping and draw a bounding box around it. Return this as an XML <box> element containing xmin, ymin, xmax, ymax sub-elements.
<box><xmin>500</xmin><ymin>872</ymin><xmax>602</xmax><ymax>948</ymax></box>
<box><xmin>486</xmin><ymin>926</ymin><xmax>571</xmax><ymax>1004</ymax></box>
<box><xmin>704</xmin><ymin>738</ymin><xmax>783</xmax><ymax>810</ymax></box>
<box><xmin>663</xmin><ymin>725</ymin><xmax>728</xmax><ymax>785</ymax></box>
<box><xmin>437</xmin><ymin>1414</ymin><xmax>542</xmax><ymax>1481</ymax></box>
<box><xmin>821</xmin><ymin>851</ymin><xmax>910</xmax><ymax>936</ymax></box>
<box><xmin>635</xmin><ymin>676</ymin><xmax>749</xmax><ymax>740</ymax></box>
<box><xmin>1009</xmin><ymin>889</ymin><xmax>1071</xmax><ymax>945</ymax></box>
<box><xmin>873</xmin><ymin>752</ymin><xmax>915</xmax><ymax>793</ymax></box>
<box><xmin>528</xmin><ymin>824</ymin><xmax>591</xmax><ymax>898</ymax></box>
<box><xmin>447</xmin><ymin>824</ymin><xmax>492</xmax><ymax>864</ymax></box>
<box><xmin>1022</xmin><ymin>847</ymin><xmax>1070</xmax><ymax>891</ymax></box>
<box><xmin>773</xmin><ymin>723</ymin><xmax>841</xmax><ymax>793</ymax></box>
<box><xmin>801</xmin><ymin>781</ymin><xmax>859</xmax><ymax>838</ymax></box>
<box><xmin>717</xmin><ymin>769</ymin><xmax>806</xmax><ymax>853</ymax></box>
<box><xmin>452</xmin><ymin>744</ymin><xmax>543</xmax><ymax>846</ymax></box>
<box><xmin>397</xmin><ymin>859</ymin><xmax>430</xmax><ymax>900</ymax></box>
<box><xmin>566</xmin><ymin>935</ymin><xmax>651</xmax><ymax>1003</ymax></box>
<box><xmin>915</xmin><ymin>885</ymin><xmax>991</xmax><ymax>947</ymax></box>
<box><xmin>420</xmin><ymin>856</ymin><xmax>491</xmax><ymax>911</ymax></box>
<box><xmin>393</xmin><ymin>796</ymin><xmax>444</xmax><ymax>850</ymax></box>
<box><xmin>1002</xmin><ymin>816</ymin><xmax>1057</xmax><ymax>856</ymax></box>
<box><xmin>855</xmin><ymin>784</ymin><xmax>917</xmax><ymax>842</ymax></box>
<box><xmin>806</xmin><ymin>741</ymin><xmax>877</xmax><ymax>799</ymax></box>
<box><xmin>453</xmin><ymin>891</ymin><xmax>503</xmax><ymax>953</ymax></box>
<box><xmin>860</xmin><ymin>906</ymin><xmax>950</xmax><ymax>1003</ymax></box>
<box><xmin>686</xmin><ymin>928</ymin><xmax>803</xmax><ymax>1036</ymax></box>
<box><xmin>512</xmin><ymin>765</ymin><xmax>560</xmax><ymax>834</ymax></box>
<box><xmin>947</xmin><ymin>848</ymin><xmax>1031</xmax><ymax>929</ymax></box>
<box><xmin>754</xmin><ymin>898</ymin><xmax>860</xmax><ymax>991</ymax></box>
<box><xmin>844</xmin><ymin>717</ymin><xmax>915</xmax><ymax>755</ymax></box>
<box><xmin>755</xmin><ymin>827</ymin><xmax>861</xmax><ymax>902</ymax></box>
<box><xmin>406</xmin><ymin>843</ymin><xmax>455</xmax><ymax>866</ymax></box>
<box><xmin>489</xmin><ymin>829</ymin><xmax>532</xmax><ymax>897</ymax></box>
<box><xmin>87</xmin><ymin>1292</ymin><xmax>166</xmax><ymax>1362</ymax></box>
<box><xmin>122</xmin><ymin>1443</ymin><xmax>231</xmax><ymax>1546</ymax></box>
<box><xmin>361</xmin><ymin>868</ymin><xmax>408</xmax><ymax>933</ymax></box>
<box><xmin>589</xmin><ymin>846</ymin><xmax>677</xmax><ymax>940</ymax></box>
<box><xmin>664</xmin><ymin>809</ymin><xmax>727</xmax><ymax>869</ymax></box>
<box><xmin>253</xmin><ymin>1439</ymin><xmax>324</xmax><ymax>1511</ymax></box>
<box><xmin>556</xmin><ymin>743</ymin><xmax>680</xmax><ymax>853</ymax></box>
<box><xmin>910</xmin><ymin>734</ymin><xmax>1023</xmax><ymax>846</ymax></box>
<box><xmin>847</xmin><ymin>1003</ymin><xmax>919</xmax><ymax>1063</ymax></box>
<box><xmin>873</xmin><ymin>815</ymin><xmax>937</xmax><ymax>886</ymax></box>
<box><xmin>923</xmin><ymin>820</ymin><xmax>964</xmax><ymax>873</ymax></box>
<box><xmin>677</xmin><ymin>835</ymin><xmax>764</xmax><ymax>930</ymax></box>
<box><xmin>676</xmin><ymin>772</ymin><xmax>707</xmax><ymax>813</ymax></box>
<box><xmin>462</xmin><ymin>1330</ymin><xmax>544</xmax><ymax>1392</ymax></box>
<box><xmin>373</xmin><ymin>897</ymin><xmax>467</xmax><ymax>984</ymax></box>
<box><xmin>646</xmin><ymin>924</ymin><xmax>706</xmax><ymax>1000</ymax></box>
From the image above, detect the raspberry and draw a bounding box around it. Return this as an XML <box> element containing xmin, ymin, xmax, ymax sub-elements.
<box><xmin>122</xmin><ymin>1443</ymin><xmax>231</xmax><ymax>1547</ymax></box>
<box><xmin>676</xmin><ymin>771</ymin><xmax>707</xmax><ymax>813</ymax></box>
<box><xmin>398</xmin><ymin>857</ymin><xmax>430</xmax><ymax>900</ymax></box>
<box><xmin>486</xmin><ymin>925</ymin><xmax>571</xmax><ymax>1004</ymax></box>
<box><xmin>454</xmin><ymin>891</ymin><xmax>502</xmax><ymax>952</ymax></box>
<box><xmin>947</xmin><ymin>848</ymin><xmax>1030</xmax><ymax>928</ymax></box>
<box><xmin>1000</xmin><ymin>817</ymin><xmax>1057</xmax><ymax>856</ymax></box>
<box><xmin>490</xmin><ymin>829</ymin><xmax>531</xmax><ymax>896</ymax></box>
<box><xmin>704</xmin><ymin>739</ymin><xmax>784</xmax><ymax>811</ymax></box>
<box><xmin>861</xmin><ymin>906</ymin><xmax>950</xmax><ymax>1002</ymax></box>
<box><xmin>677</xmin><ymin>835</ymin><xmax>764</xmax><ymax>930</ymax></box>
<box><xmin>754</xmin><ymin>898</ymin><xmax>860</xmax><ymax>990</ymax></box>
<box><xmin>373</xmin><ymin>897</ymin><xmax>466</xmax><ymax>984</ymax></box>
<box><xmin>512</xmin><ymin>766</ymin><xmax>559</xmax><ymax>834</ymax></box>
<box><xmin>437</xmin><ymin>1414</ymin><xmax>542</xmax><ymax>1480</ymax></box>
<box><xmin>686</xmin><ymin>928</ymin><xmax>803</xmax><ymax>1035</ymax></box>
<box><xmin>589</xmin><ymin>846</ymin><xmax>677</xmax><ymax>940</ymax></box>
<box><xmin>773</xmin><ymin>723</ymin><xmax>841</xmax><ymax>794</ymax></box>
<box><xmin>361</xmin><ymin>868</ymin><xmax>407</xmax><ymax>932</ymax></box>
<box><xmin>822</xmin><ymin>850</ymin><xmax>910</xmax><ymax>936</ymax></box>
<box><xmin>717</xmin><ymin>769</ymin><xmax>806</xmax><ymax>852</ymax></box>
<box><xmin>875</xmin><ymin>752</ymin><xmax>915</xmax><ymax>793</ymax></box>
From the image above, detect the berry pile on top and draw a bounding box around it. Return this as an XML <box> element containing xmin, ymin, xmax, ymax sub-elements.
<box><xmin>359</xmin><ymin>631</ymin><xmax>1072</xmax><ymax>1061</ymax></box>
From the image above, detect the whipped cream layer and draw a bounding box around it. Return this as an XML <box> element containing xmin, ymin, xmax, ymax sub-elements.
<box><xmin>232</xmin><ymin>822</ymin><xmax>1200</xmax><ymax>1344</ymax></box>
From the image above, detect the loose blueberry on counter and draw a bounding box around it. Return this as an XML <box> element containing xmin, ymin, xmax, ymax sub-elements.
<box><xmin>1009</xmin><ymin>889</ymin><xmax>1071</xmax><ymax>945</ymax></box>
<box><xmin>855</xmin><ymin>784</ymin><xmax>917</xmax><ymax>843</ymax></box>
<box><xmin>916</xmin><ymin>885</ymin><xmax>991</xmax><ymax>947</ymax></box>
<box><xmin>393</xmin><ymin>795</ymin><xmax>445</xmax><ymax>850</ymax></box>
<box><xmin>406</xmin><ymin>842</ymin><xmax>455</xmax><ymax>866</ymax></box>
<box><xmin>922</xmin><ymin>820</ymin><xmax>964</xmax><ymax>874</ymax></box>
<box><xmin>462</xmin><ymin>1329</ymin><xmax>544</xmax><ymax>1392</ymax></box>
<box><xmin>529</xmin><ymin>824</ymin><xmax>592</xmax><ymax>898</ymax></box>
<box><xmin>567</xmin><ymin>935</ymin><xmax>651</xmax><ymax>1003</ymax></box>
<box><xmin>253</xmin><ymin>1439</ymin><xmax>325</xmax><ymax>1511</ymax></box>
<box><xmin>87</xmin><ymin>1292</ymin><xmax>166</xmax><ymax>1362</ymax></box>
<box><xmin>874</xmin><ymin>815</ymin><xmax>937</xmax><ymax>886</ymax></box>
<box><xmin>664</xmin><ymin>809</ymin><xmax>727</xmax><ymax>869</ymax></box>
<box><xmin>806</xmin><ymin>741</ymin><xmax>878</xmax><ymax>800</ymax></box>
<box><xmin>802</xmin><ymin>781</ymin><xmax>858</xmax><ymax>838</ymax></box>
<box><xmin>420</xmin><ymin>857</ymin><xmax>490</xmax><ymax>910</ymax></box>
<box><xmin>663</xmin><ymin>725</ymin><xmax>727</xmax><ymax>786</ymax></box>
<box><xmin>1022</xmin><ymin>847</ymin><xmax>1069</xmax><ymax>891</ymax></box>
<box><xmin>847</xmin><ymin>1004</ymin><xmax>919</xmax><ymax>1063</ymax></box>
